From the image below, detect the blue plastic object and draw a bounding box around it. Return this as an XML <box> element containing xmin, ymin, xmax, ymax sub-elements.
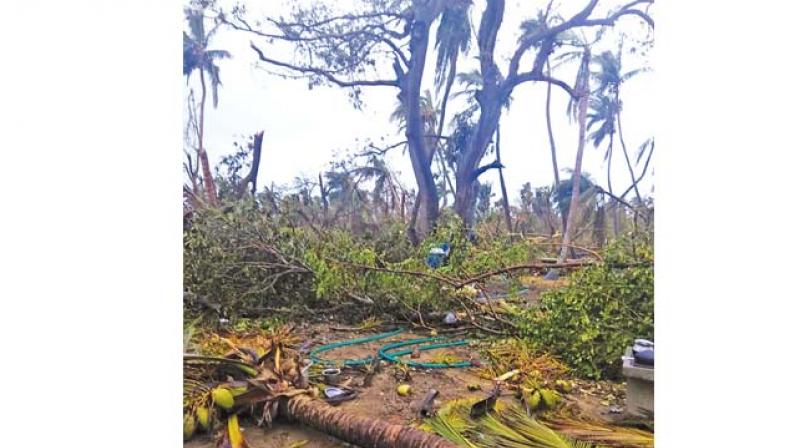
<box><xmin>426</xmin><ymin>242</ymin><xmax>451</xmax><ymax>269</ymax></box>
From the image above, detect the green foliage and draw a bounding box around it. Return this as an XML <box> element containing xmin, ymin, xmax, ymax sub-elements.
<box><xmin>302</xmin><ymin>213</ymin><xmax>547</xmax><ymax>321</ymax></box>
<box><xmin>516</xmin><ymin>239</ymin><xmax>654</xmax><ymax>379</ymax></box>
<box><xmin>183</xmin><ymin>204</ymin><xmax>317</xmax><ymax>319</ymax></box>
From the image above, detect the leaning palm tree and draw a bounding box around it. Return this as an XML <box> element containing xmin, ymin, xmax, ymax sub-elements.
<box><xmin>184</xmin><ymin>7</ymin><xmax>231</xmax><ymax>207</ymax></box>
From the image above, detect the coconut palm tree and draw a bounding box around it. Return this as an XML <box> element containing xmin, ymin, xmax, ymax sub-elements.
<box><xmin>548</xmin><ymin>47</ymin><xmax>591</xmax><ymax>279</ymax></box>
<box><xmin>184</xmin><ymin>7</ymin><xmax>231</xmax><ymax>207</ymax></box>
<box><xmin>586</xmin><ymin>93</ymin><xmax>621</xmax><ymax>235</ymax></box>
<box><xmin>433</xmin><ymin>0</ymin><xmax>472</xmax><ymax>200</ymax></box>
<box><xmin>590</xmin><ymin>47</ymin><xmax>648</xmax><ymax>204</ymax></box>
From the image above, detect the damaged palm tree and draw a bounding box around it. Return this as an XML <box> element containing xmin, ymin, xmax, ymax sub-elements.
<box><xmin>184</xmin><ymin>325</ymin><xmax>457</xmax><ymax>448</ymax></box>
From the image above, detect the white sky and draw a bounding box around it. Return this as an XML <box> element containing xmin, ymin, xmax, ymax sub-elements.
<box><xmin>187</xmin><ymin>0</ymin><xmax>655</xmax><ymax>205</ymax></box>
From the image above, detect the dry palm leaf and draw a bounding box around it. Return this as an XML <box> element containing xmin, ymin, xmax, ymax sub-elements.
<box><xmin>541</xmin><ymin>416</ymin><xmax>653</xmax><ymax>448</ymax></box>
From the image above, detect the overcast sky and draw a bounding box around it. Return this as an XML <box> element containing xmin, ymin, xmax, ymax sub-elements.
<box><xmin>186</xmin><ymin>0</ymin><xmax>654</xmax><ymax>205</ymax></box>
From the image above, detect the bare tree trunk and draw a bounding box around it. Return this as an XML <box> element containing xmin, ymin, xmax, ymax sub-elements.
<box><xmin>495</xmin><ymin>123</ymin><xmax>512</xmax><ymax>233</ymax></box>
<box><xmin>400</xmin><ymin>191</ymin><xmax>406</xmax><ymax>222</ymax></box>
<box><xmin>435</xmin><ymin>58</ymin><xmax>458</xmax><ymax>201</ymax></box>
<box><xmin>403</xmin><ymin>12</ymin><xmax>440</xmax><ymax>242</ymax></box>
<box><xmin>616</xmin><ymin>96</ymin><xmax>642</xmax><ymax>203</ymax></box>
<box><xmin>621</xmin><ymin>139</ymin><xmax>654</xmax><ymax>199</ymax></box>
<box><xmin>198</xmin><ymin>70</ymin><xmax>220</xmax><ymax>207</ymax></box>
<box><xmin>453</xmin><ymin>0</ymin><xmax>506</xmax><ymax>230</ymax></box>
<box><xmin>606</xmin><ymin>112</ymin><xmax>620</xmax><ymax>237</ymax></box>
<box><xmin>185</xmin><ymin>151</ymin><xmax>201</xmax><ymax>197</ymax></box>
<box><xmin>236</xmin><ymin>131</ymin><xmax>264</xmax><ymax>199</ymax></box>
<box><xmin>544</xmin><ymin>59</ymin><xmax>568</xmax><ymax>236</ymax></box>
<box><xmin>319</xmin><ymin>172</ymin><xmax>329</xmax><ymax>226</ymax></box>
<box><xmin>549</xmin><ymin>50</ymin><xmax>590</xmax><ymax>279</ymax></box>
<box><xmin>545</xmin><ymin>59</ymin><xmax>560</xmax><ymax>187</ymax></box>
<box><xmin>282</xmin><ymin>395</ymin><xmax>457</xmax><ymax>448</ymax></box>
<box><xmin>453</xmin><ymin>100</ymin><xmax>502</xmax><ymax>228</ymax></box>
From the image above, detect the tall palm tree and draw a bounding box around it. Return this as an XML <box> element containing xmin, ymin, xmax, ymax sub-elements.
<box><xmin>433</xmin><ymin>0</ymin><xmax>472</xmax><ymax>200</ymax></box>
<box><xmin>591</xmin><ymin>47</ymin><xmax>648</xmax><ymax>204</ymax></box>
<box><xmin>184</xmin><ymin>8</ymin><xmax>231</xmax><ymax>207</ymax></box>
<box><xmin>549</xmin><ymin>47</ymin><xmax>591</xmax><ymax>278</ymax></box>
<box><xmin>587</xmin><ymin>93</ymin><xmax>620</xmax><ymax>235</ymax></box>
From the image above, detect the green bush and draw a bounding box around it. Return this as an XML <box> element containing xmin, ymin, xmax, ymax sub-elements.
<box><xmin>516</xmin><ymin>239</ymin><xmax>654</xmax><ymax>380</ymax></box>
<box><xmin>183</xmin><ymin>203</ymin><xmax>317</xmax><ymax>319</ymax></box>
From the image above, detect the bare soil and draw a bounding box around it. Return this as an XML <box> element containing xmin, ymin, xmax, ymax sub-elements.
<box><xmin>185</xmin><ymin>323</ymin><xmax>627</xmax><ymax>447</ymax></box>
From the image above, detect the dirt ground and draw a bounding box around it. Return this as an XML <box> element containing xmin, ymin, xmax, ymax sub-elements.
<box><xmin>186</xmin><ymin>323</ymin><xmax>628</xmax><ymax>448</ymax></box>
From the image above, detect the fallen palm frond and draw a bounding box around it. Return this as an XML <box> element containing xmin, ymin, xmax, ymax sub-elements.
<box><xmin>422</xmin><ymin>398</ymin><xmax>598</xmax><ymax>448</ymax></box>
<box><xmin>477</xmin><ymin>338</ymin><xmax>570</xmax><ymax>385</ymax></box>
<box><xmin>185</xmin><ymin>325</ymin><xmax>458</xmax><ymax>448</ymax></box>
<box><xmin>539</xmin><ymin>416</ymin><xmax>654</xmax><ymax>448</ymax></box>
<box><xmin>518</xmin><ymin>275</ymin><xmax>570</xmax><ymax>290</ymax></box>
<box><xmin>183</xmin><ymin>325</ymin><xmax>307</xmax><ymax>445</ymax></box>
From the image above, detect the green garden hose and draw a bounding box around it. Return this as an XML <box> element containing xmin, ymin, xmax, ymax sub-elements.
<box><xmin>378</xmin><ymin>337</ymin><xmax>472</xmax><ymax>369</ymax></box>
<box><xmin>310</xmin><ymin>328</ymin><xmax>405</xmax><ymax>367</ymax></box>
<box><xmin>310</xmin><ymin>329</ymin><xmax>473</xmax><ymax>369</ymax></box>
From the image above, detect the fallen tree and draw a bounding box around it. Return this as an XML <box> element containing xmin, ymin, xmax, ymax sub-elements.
<box><xmin>281</xmin><ymin>394</ymin><xmax>457</xmax><ymax>448</ymax></box>
<box><xmin>184</xmin><ymin>325</ymin><xmax>456</xmax><ymax>448</ymax></box>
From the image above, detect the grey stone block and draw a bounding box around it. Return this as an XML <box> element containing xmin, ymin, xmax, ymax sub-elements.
<box><xmin>622</xmin><ymin>347</ymin><xmax>654</xmax><ymax>416</ymax></box>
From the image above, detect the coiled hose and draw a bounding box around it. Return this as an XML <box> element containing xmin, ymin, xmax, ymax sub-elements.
<box><xmin>309</xmin><ymin>328</ymin><xmax>472</xmax><ymax>369</ymax></box>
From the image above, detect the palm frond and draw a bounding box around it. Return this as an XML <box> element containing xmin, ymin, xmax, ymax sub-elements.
<box><xmin>206</xmin><ymin>63</ymin><xmax>222</xmax><ymax>108</ymax></box>
<box><xmin>586</xmin><ymin>95</ymin><xmax>616</xmax><ymax>149</ymax></box>
<box><xmin>185</xmin><ymin>8</ymin><xmax>205</xmax><ymax>42</ymax></box>
<box><xmin>183</xmin><ymin>32</ymin><xmax>197</xmax><ymax>77</ymax></box>
<box><xmin>542</xmin><ymin>416</ymin><xmax>654</xmax><ymax>448</ymax></box>
<box><xmin>620</xmin><ymin>67</ymin><xmax>650</xmax><ymax>83</ymax></box>
<box><xmin>636</xmin><ymin>138</ymin><xmax>654</xmax><ymax>165</ymax></box>
<box><xmin>456</xmin><ymin>69</ymin><xmax>483</xmax><ymax>89</ymax></box>
<box><xmin>519</xmin><ymin>16</ymin><xmax>546</xmax><ymax>43</ymax></box>
<box><xmin>206</xmin><ymin>49</ymin><xmax>232</xmax><ymax>60</ymax></box>
<box><xmin>434</xmin><ymin>1</ymin><xmax>472</xmax><ymax>89</ymax></box>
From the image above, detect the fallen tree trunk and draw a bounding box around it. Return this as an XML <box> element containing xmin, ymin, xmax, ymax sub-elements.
<box><xmin>281</xmin><ymin>394</ymin><xmax>458</xmax><ymax>448</ymax></box>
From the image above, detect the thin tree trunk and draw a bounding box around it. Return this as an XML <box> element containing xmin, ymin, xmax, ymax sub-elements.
<box><xmin>319</xmin><ymin>172</ymin><xmax>329</xmax><ymax>226</ymax></box>
<box><xmin>185</xmin><ymin>151</ymin><xmax>201</xmax><ymax>197</ymax></box>
<box><xmin>282</xmin><ymin>395</ymin><xmax>457</xmax><ymax>448</ymax></box>
<box><xmin>545</xmin><ymin>59</ymin><xmax>560</xmax><ymax>187</ymax></box>
<box><xmin>198</xmin><ymin>70</ymin><xmax>220</xmax><ymax>207</ymax></box>
<box><xmin>545</xmin><ymin>59</ymin><xmax>567</xmax><ymax>236</ymax></box>
<box><xmin>435</xmin><ymin>58</ymin><xmax>458</xmax><ymax>201</ymax></box>
<box><xmin>436</xmin><ymin>150</ymin><xmax>454</xmax><ymax>206</ymax></box>
<box><xmin>550</xmin><ymin>50</ymin><xmax>591</xmax><ymax>278</ymax></box>
<box><xmin>621</xmin><ymin>139</ymin><xmax>654</xmax><ymax>198</ymax></box>
<box><xmin>496</xmin><ymin>123</ymin><xmax>512</xmax><ymax>233</ymax></box>
<box><xmin>607</xmin><ymin>113</ymin><xmax>620</xmax><ymax>237</ymax></box>
<box><xmin>616</xmin><ymin>91</ymin><xmax>642</xmax><ymax>203</ymax></box>
<box><xmin>400</xmin><ymin>191</ymin><xmax>406</xmax><ymax>222</ymax></box>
